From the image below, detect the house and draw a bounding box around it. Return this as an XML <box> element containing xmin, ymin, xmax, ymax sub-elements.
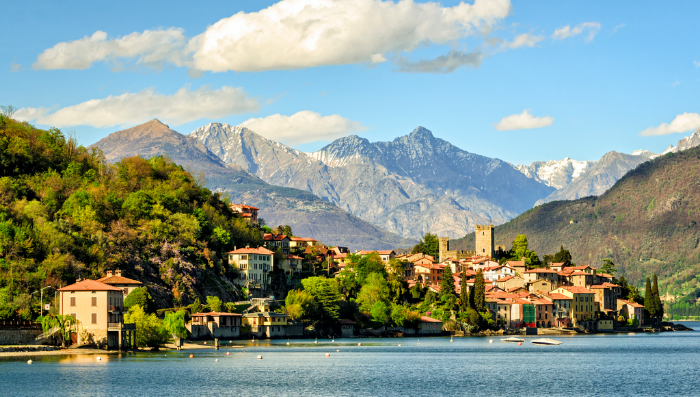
<box><xmin>228</xmin><ymin>247</ymin><xmax>275</xmax><ymax>292</ymax></box>
<box><xmin>243</xmin><ymin>312</ymin><xmax>290</xmax><ymax>338</ymax></box>
<box><xmin>58</xmin><ymin>279</ymin><xmax>135</xmax><ymax>350</ymax></box>
<box><xmin>418</xmin><ymin>316</ymin><xmax>443</xmax><ymax>334</ymax></box>
<box><xmin>97</xmin><ymin>269</ymin><xmax>142</xmax><ymax>300</ymax></box>
<box><xmin>523</xmin><ymin>268</ymin><xmax>559</xmax><ymax>286</ymax></box>
<box><xmin>264</xmin><ymin>234</ymin><xmax>291</xmax><ymax>254</ymax></box>
<box><xmin>546</xmin><ymin>292</ymin><xmax>573</xmax><ymax>327</ymax></box>
<box><xmin>279</xmin><ymin>254</ymin><xmax>304</xmax><ymax>275</ymax></box>
<box><xmin>505</xmin><ymin>260</ymin><xmax>528</xmax><ymax>275</ymax></box>
<box><xmin>533</xmin><ymin>298</ymin><xmax>554</xmax><ymax>328</ymax></box>
<box><xmin>289</xmin><ymin>237</ymin><xmax>320</xmax><ymax>249</ymax></box>
<box><xmin>357</xmin><ymin>250</ymin><xmax>396</xmax><ymax>263</ymax></box>
<box><xmin>553</xmin><ymin>286</ymin><xmax>596</xmax><ymax>326</ymax></box>
<box><xmin>472</xmin><ymin>259</ymin><xmax>500</xmax><ymax>271</ymax></box>
<box><xmin>339</xmin><ymin>319</ymin><xmax>355</xmax><ymax>337</ymax></box>
<box><xmin>590</xmin><ymin>283</ymin><xmax>619</xmax><ymax>311</ymax></box>
<box><xmin>495</xmin><ymin>275</ymin><xmax>525</xmax><ymax>291</ymax></box>
<box><xmin>494</xmin><ymin>299</ymin><xmax>512</xmax><ymax>327</ymax></box>
<box><xmin>549</xmin><ymin>262</ymin><xmax>567</xmax><ymax>272</ymax></box>
<box><xmin>188</xmin><ymin>312</ymin><xmax>242</xmax><ymax>339</ymax></box>
<box><xmin>528</xmin><ymin>279</ymin><xmax>554</xmax><ymax>295</ymax></box>
<box><xmin>230</xmin><ymin>203</ymin><xmax>258</xmax><ymax>223</ymax></box>
<box><xmin>414</xmin><ymin>263</ymin><xmax>445</xmax><ymax>286</ymax></box>
<box><xmin>569</xmin><ymin>271</ymin><xmax>595</xmax><ymax>288</ymax></box>
<box><xmin>617</xmin><ymin>299</ymin><xmax>644</xmax><ymax>325</ymax></box>
<box><xmin>483</xmin><ymin>265</ymin><xmax>517</xmax><ymax>282</ymax></box>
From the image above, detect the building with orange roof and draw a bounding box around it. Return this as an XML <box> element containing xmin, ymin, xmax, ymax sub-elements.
<box><xmin>227</xmin><ymin>246</ymin><xmax>275</xmax><ymax>293</ymax></box>
<box><xmin>590</xmin><ymin>283</ymin><xmax>620</xmax><ymax>311</ymax></box>
<box><xmin>230</xmin><ymin>203</ymin><xmax>258</xmax><ymax>223</ymax></box>
<box><xmin>552</xmin><ymin>286</ymin><xmax>596</xmax><ymax>325</ymax></box>
<box><xmin>546</xmin><ymin>292</ymin><xmax>573</xmax><ymax>327</ymax></box>
<box><xmin>414</xmin><ymin>263</ymin><xmax>445</xmax><ymax>286</ymax></box>
<box><xmin>528</xmin><ymin>279</ymin><xmax>554</xmax><ymax>295</ymax></box>
<box><xmin>263</xmin><ymin>233</ymin><xmax>291</xmax><ymax>254</ymax></box>
<box><xmin>495</xmin><ymin>275</ymin><xmax>525</xmax><ymax>291</ymax></box>
<box><xmin>356</xmin><ymin>250</ymin><xmax>396</xmax><ymax>263</ymax></box>
<box><xmin>58</xmin><ymin>279</ymin><xmax>136</xmax><ymax>349</ymax></box>
<box><xmin>418</xmin><ymin>316</ymin><xmax>443</xmax><ymax>334</ymax></box>
<box><xmin>523</xmin><ymin>268</ymin><xmax>559</xmax><ymax>285</ymax></box>
<box><xmin>97</xmin><ymin>269</ymin><xmax>142</xmax><ymax>301</ymax></box>
<box><xmin>188</xmin><ymin>312</ymin><xmax>242</xmax><ymax>339</ymax></box>
<box><xmin>289</xmin><ymin>237</ymin><xmax>320</xmax><ymax>249</ymax></box>
<box><xmin>617</xmin><ymin>299</ymin><xmax>645</xmax><ymax>325</ymax></box>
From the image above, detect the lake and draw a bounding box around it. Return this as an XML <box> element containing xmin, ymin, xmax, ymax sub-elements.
<box><xmin>2</xmin><ymin>322</ymin><xmax>699</xmax><ymax>396</ymax></box>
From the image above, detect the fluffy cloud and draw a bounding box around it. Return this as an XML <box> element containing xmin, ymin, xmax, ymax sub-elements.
<box><xmin>393</xmin><ymin>49</ymin><xmax>483</xmax><ymax>74</ymax></box>
<box><xmin>15</xmin><ymin>86</ymin><xmax>259</xmax><ymax>128</ymax></box>
<box><xmin>239</xmin><ymin>111</ymin><xmax>366</xmax><ymax>146</ymax></box>
<box><xmin>552</xmin><ymin>22</ymin><xmax>601</xmax><ymax>43</ymax></box>
<box><xmin>34</xmin><ymin>29</ymin><xmax>187</xmax><ymax>70</ymax></box>
<box><xmin>34</xmin><ymin>0</ymin><xmax>511</xmax><ymax>73</ymax></box>
<box><xmin>495</xmin><ymin>110</ymin><xmax>553</xmax><ymax>131</ymax></box>
<box><xmin>500</xmin><ymin>33</ymin><xmax>544</xmax><ymax>49</ymax></box>
<box><xmin>640</xmin><ymin>113</ymin><xmax>700</xmax><ymax>136</ymax></box>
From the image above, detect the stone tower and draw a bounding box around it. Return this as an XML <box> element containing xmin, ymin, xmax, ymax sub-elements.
<box><xmin>438</xmin><ymin>237</ymin><xmax>449</xmax><ymax>263</ymax></box>
<box><xmin>475</xmin><ymin>224</ymin><xmax>494</xmax><ymax>258</ymax></box>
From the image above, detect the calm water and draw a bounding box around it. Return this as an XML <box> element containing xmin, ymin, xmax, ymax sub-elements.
<box><xmin>2</xmin><ymin>322</ymin><xmax>699</xmax><ymax>396</ymax></box>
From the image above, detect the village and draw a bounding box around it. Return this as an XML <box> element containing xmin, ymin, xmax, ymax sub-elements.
<box><xmin>22</xmin><ymin>200</ymin><xmax>682</xmax><ymax>353</ymax></box>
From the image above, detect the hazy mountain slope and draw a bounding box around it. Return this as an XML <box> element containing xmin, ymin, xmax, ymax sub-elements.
<box><xmin>191</xmin><ymin>123</ymin><xmax>554</xmax><ymax>239</ymax></box>
<box><xmin>535</xmin><ymin>151</ymin><xmax>652</xmax><ymax>205</ymax></box>
<box><xmin>451</xmin><ymin>145</ymin><xmax>700</xmax><ymax>288</ymax></box>
<box><xmin>92</xmin><ymin>120</ymin><xmax>415</xmax><ymax>250</ymax></box>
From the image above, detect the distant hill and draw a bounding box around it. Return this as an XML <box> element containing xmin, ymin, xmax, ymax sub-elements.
<box><xmin>92</xmin><ymin>120</ymin><xmax>415</xmax><ymax>250</ymax></box>
<box><xmin>452</xmin><ymin>145</ymin><xmax>700</xmax><ymax>293</ymax></box>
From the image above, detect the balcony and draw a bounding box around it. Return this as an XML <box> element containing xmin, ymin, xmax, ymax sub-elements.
<box><xmin>108</xmin><ymin>322</ymin><xmax>136</xmax><ymax>330</ymax></box>
<box><xmin>108</xmin><ymin>305</ymin><xmax>124</xmax><ymax>312</ymax></box>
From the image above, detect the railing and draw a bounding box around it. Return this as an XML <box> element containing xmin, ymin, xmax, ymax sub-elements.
<box><xmin>108</xmin><ymin>305</ymin><xmax>123</xmax><ymax>312</ymax></box>
<box><xmin>0</xmin><ymin>321</ymin><xmax>42</xmax><ymax>329</ymax></box>
<box><xmin>108</xmin><ymin>322</ymin><xmax>136</xmax><ymax>329</ymax></box>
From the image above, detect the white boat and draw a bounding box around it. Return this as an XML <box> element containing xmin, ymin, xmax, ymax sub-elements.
<box><xmin>531</xmin><ymin>338</ymin><xmax>562</xmax><ymax>345</ymax></box>
<box><xmin>500</xmin><ymin>337</ymin><xmax>525</xmax><ymax>343</ymax></box>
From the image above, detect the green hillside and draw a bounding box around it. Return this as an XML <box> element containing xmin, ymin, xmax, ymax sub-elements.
<box><xmin>0</xmin><ymin>116</ymin><xmax>262</xmax><ymax>320</ymax></box>
<box><xmin>452</xmin><ymin>146</ymin><xmax>700</xmax><ymax>295</ymax></box>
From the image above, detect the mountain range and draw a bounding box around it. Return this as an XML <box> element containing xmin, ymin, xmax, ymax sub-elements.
<box><xmin>451</xmin><ymin>142</ymin><xmax>700</xmax><ymax>290</ymax></box>
<box><xmin>190</xmin><ymin>123</ymin><xmax>555</xmax><ymax>240</ymax></box>
<box><xmin>91</xmin><ymin>119</ymin><xmax>416</xmax><ymax>250</ymax></box>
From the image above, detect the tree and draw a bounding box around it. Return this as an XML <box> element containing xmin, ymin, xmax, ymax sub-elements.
<box><xmin>357</xmin><ymin>273</ymin><xmax>390</xmax><ymax>312</ymax></box>
<box><xmin>439</xmin><ymin>265</ymin><xmax>456</xmax><ymax>298</ymax></box>
<box><xmin>473</xmin><ymin>269</ymin><xmax>486</xmax><ymax>312</ymax></box>
<box><xmin>41</xmin><ymin>314</ymin><xmax>79</xmax><ymax>348</ymax></box>
<box><xmin>553</xmin><ymin>246</ymin><xmax>573</xmax><ymax>266</ymax></box>
<box><xmin>600</xmin><ymin>259</ymin><xmax>616</xmax><ymax>275</ymax></box>
<box><xmin>206</xmin><ymin>296</ymin><xmax>223</xmax><ymax>312</ymax></box>
<box><xmin>0</xmin><ymin>105</ymin><xmax>17</xmax><ymax>118</ymax></box>
<box><xmin>124</xmin><ymin>287</ymin><xmax>156</xmax><ymax>313</ymax></box>
<box><xmin>460</xmin><ymin>267</ymin><xmax>468</xmax><ymax>312</ymax></box>
<box><xmin>644</xmin><ymin>277</ymin><xmax>654</xmax><ymax>318</ymax></box>
<box><xmin>188</xmin><ymin>298</ymin><xmax>204</xmax><ymax>314</ymax></box>
<box><xmin>510</xmin><ymin>235</ymin><xmax>542</xmax><ymax>267</ymax></box>
<box><xmin>163</xmin><ymin>310</ymin><xmax>187</xmax><ymax>338</ymax></box>
<box><xmin>301</xmin><ymin>277</ymin><xmax>342</xmax><ymax>323</ymax></box>
<box><xmin>125</xmin><ymin>305</ymin><xmax>171</xmax><ymax>349</ymax></box>
<box><xmin>370</xmin><ymin>301</ymin><xmax>390</xmax><ymax>325</ymax></box>
<box><xmin>652</xmin><ymin>274</ymin><xmax>663</xmax><ymax>319</ymax></box>
<box><xmin>284</xmin><ymin>289</ymin><xmax>317</xmax><ymax>320</ymax></box>
<box><xmin>411</xmin><ymin>232</ymin><xmax>439</xmax><ymax>259</ymax></box>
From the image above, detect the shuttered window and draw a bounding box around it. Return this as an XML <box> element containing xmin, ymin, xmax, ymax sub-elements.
<box><xmin>91</xmin><ymin>297</ymin><xmax>97</xmax><ymax>306</ymax></box>
<box><xmin>91</xmin><ymin>313</ymin><xmax>97</xmax><ymax>324</ymax></box>
<box><xmin>70</xmin><ymin>297</ymin><xmax>76</xmax><ymax>306</ymax></box>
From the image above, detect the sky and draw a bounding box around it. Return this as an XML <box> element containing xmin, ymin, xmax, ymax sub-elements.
<box><xmin>1</xmin><ymin>0</ymin><xmax>699</xmax><ymax>165</ymax></box>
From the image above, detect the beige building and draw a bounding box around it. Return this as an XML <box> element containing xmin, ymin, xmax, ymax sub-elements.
<box><xmin>228</xmin><ymin>247</ymin><xmax>275</xmax><ymax>291</ymax></box>
<box><xmin>475</xmin><ymin>224</ymin><xmax>495</xmax><ymax>257</ymax></box>
<box><xmin>357</xmin><ymin>250</ymin><xmax>396</xmax><ymax>263</ymax></box>
<box><xmin>97</xmin><ymin>269</ymin><xmax>142</xmax><ymax>301</ymax></box>
<box><xmin>58</xmin><ymin>279</ymin><xmax>135</xmax><ymax>349</ymax></box>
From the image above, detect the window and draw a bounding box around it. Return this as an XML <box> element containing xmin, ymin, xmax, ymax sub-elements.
<box><xmin>241</xmin><ymin>255</ymin><xmax>247</xmax><ymax>260</ymax></box>
<box><xmin>70</xmin><ymin>313</ymin><xmax>76</xmax><ymax>319</ymax></box>
<box><xmin>124</xmin><ymin>288</ymin><xmax>129</xmax><ymax>295</ymax></box>
<box><xmin>70</xmin><ymin>297</ymin><xmax>76</xmax><ymax>306</ymax></box>
<box><xmin>92</xmin><ymin>297</ymin><xmax>97</xmax><ymax>306</ymax></box>
<box><xmin>91</xmin><ymin>313</ymin><xmax>97</xmax><ymax>324</ymax></box>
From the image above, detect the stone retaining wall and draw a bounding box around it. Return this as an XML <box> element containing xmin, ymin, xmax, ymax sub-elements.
<box><xmin>0</xmin><ymin>329</ymin><xmax>43</xmax><ymax>345</ymax></box>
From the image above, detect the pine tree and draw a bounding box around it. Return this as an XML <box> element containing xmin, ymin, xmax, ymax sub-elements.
<box><xmin>460</xmin><ymin>267</ymin><xmax>468</xmax><ymax>312</ymax></box>
<box><xmin>652</xmin><ymin>274</ymin><xmax>663</xmax><ymax>319</ymax></box>
<box><xmin>474</xmin><ymin>269</ymin><xmax>486</xmax><ymax>312</ymax></box>
<box><xmin>644</xmin><ymin>277</ymin><xmax>654</xmax><ymax>318</ymax></box>
<box><xmin>440</xmin><ymin>264</ymin><xmax>456</xmax><ymax>298</ymax></box>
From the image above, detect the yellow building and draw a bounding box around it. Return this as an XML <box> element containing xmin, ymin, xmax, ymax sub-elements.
<box><xmin>552</xmin><ymin>286</ymin><xmax>596</xmax><ymax>325</ymax></box>
<box><xmin>243</xmin><ymin>312</ymin><xmax>290</xmax><ymax>338</ymax></box>
<box><xmin>227</xmin><ymin>246</ymin><xmax>275</xmax><ymax>291</ymax></box>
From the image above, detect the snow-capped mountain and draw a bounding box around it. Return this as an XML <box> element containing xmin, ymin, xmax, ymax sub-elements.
<box><xmin>515</xmin><ymin>158</ymin><xmax>592</xmax><ymax>189</ymax></box>
<box><xmin>190</xmin><ymin>123</ymin><xmax>554</xmax><ymax>239</ymax></box>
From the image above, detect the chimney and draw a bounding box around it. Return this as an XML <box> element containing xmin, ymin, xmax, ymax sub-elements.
<box><xmin>115</xmin><ymin>270</ymin><xmax>122</xmax><ymax>277</ymax></box>
<box><xmin>76</xmin><ymin>278</ymin><xmax>81</xmax><ymax>283</ymax></box>
<box><xmin>106</xmin><ymin>270</ymin><xmax>113</xmax><ymax>277</ymax></box>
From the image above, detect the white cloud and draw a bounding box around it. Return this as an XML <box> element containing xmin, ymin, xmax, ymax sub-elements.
<box><xmin>9</xmin><ymin>63</ymin><xmax>20</xmax><ymax>72</ymax></box>
<box><xmin>34</xmin><ymin>0</ymin><xmax>511</xmax><ymax>73</ymax></box>
<box><xmin>500</xmin><ymin>33</ymin><xmax>544</xmax><ymax>50</ymax></box>
<box><xmin>239</xmin><ymin>111</ymin><xmax>366</xmax><ymax>146</ymax></box>
<box><xmin>33</xmin><ymin>29</ymin><xmax>187</xmax><ymax>70</ymax></box>
<box><xmin>495</xmin><ymin>110</ymin><xmax>553</xmax><ymax>131</ymax></box>
<box><xmin>552</xmin><ymin>22</ymin><xmax>601</xmax><ymax>43</ymax></box>
<box><xmin>15</xmin><ymin>86</ymin><xmax>259</xmax><ymax>128</ymax></box>
<box><xmin>694</xmin><ymin>61</ymin><xmax>700</xmax><ymax>67</ymax></box>
<box><xmin>393</xmin><ymin>49</ymin><xmax>483</xmax><ymax>74</ymax></box>
<box><xmin>612</xmin><ymin>23</ymin><xmax>625</xmax><ymax>34</ymax></box>
<box><xmin>640</xmin><ymin>113</ymin><xmax>700</xmax><ymax>136</ymax></box>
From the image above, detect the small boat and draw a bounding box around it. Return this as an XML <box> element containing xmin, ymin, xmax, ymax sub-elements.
<box><xmin>531</xmin><ymin>338</ymin><xmax>562</xmax><ymax>345</ymax></box>
<box><xmin>501</xmin><ymin>337</ymin><xmax>525</xmax><ymax>343</ymax></box>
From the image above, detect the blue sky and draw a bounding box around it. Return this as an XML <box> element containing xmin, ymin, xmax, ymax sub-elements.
<box><xmin>1</xmin><ymin>0</ymin><xmax>699</xmax><ymax>165</ymax></box>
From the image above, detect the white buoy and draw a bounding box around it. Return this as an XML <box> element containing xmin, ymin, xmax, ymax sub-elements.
<box><xmin>314</xmin><ymin>338</ymin><xmax>318</xmax><ymax>344</ymax></box>
<box><xmin>336</xmin><ymin>349</ymin><xmax>340</xmax><ymax>352</ymax></box>
<box><xmin>325</xmin><ymin>353</ymin><xmax>331</xmax><ymax>357</ymax></box>
<box><xmin>256</xmin><ymin>355</ymin><xmax>263</xmax><ymax>359</ymax></box>
<box><xmin>358</xmin><ymin>342</ymin><xmax>361</xmax><ymax>346</ymax></box>
<box><xmin>96</xmin><ymin>356</ymin><xmax>101</xmax><ymax>361</ymax></box>
<box><xmin>27</xmin><ymin>360</ymin><xmax>32</xmax><ymax>365</ymax></box>
<box><xmin>332</xmin><ymin>339</ymin><xmax>335</xmax><ymax>343</ymax></box>
<box><xmin>215</xmin><ymin>359</ymin><xmax>219</xmax><ymax>362</ymax></box>
<box><xmin>226</xmin><ymin>352</ymin><xmax>230</xmax><ymax>356</ymax></box>
<box><xmin>286</xmin><ymin>342</ymin><xmax>290</xmax><ymax>345</ymax></box>
<box><xmin>489</xmin><ymin>340</ymin><xmax>493</xmax><ymax>344</ymax></box>
<box><xmin>398</xmin><ymin>344</ymin><xmax>401</xmax><ymax>346</ymax></box>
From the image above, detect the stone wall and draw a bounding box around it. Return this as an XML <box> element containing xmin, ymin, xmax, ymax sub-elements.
<box><xmin>0</xmin><ymin>329</ymin><xmax>43</xmax><ymax>345</ymax></box>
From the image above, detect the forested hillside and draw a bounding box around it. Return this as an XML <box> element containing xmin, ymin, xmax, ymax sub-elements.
<box><xmin>0</xmin><ymin>116</ymin><xmax>262</xmax><ymax>320</ymax></box>
<box><xmin>452</xmin><ymin>145</ymin><xmax>700</xmax><ymax>295</ymax></box>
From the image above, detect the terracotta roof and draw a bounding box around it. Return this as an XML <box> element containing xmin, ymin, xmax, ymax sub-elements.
<box><xmin>618</xmin><ymin>299</ymin><xmax>644</xmax><ymax>308</ymax></box>
<box><xmin>191</xmin><ymin>312</ymin><xmax>242</xmax><ymax>317</ymax></box>
<box><xmin>357</xmin><ymin>250</ymin><xmax>395</xmax><ymax>255</ymax></box>
<box><xmin>508</xmin><ymin>287</ymin><xmax>526</xmax><ymax>292</ymax></box>
<box><xmin>550</xmin><ymin>262</ymin><xmax>565</xmax><ymax>267</ymax></box>
<box><xmin>290</xmin><ymin>237</ymin><xmax>318</xmax><ymax>242</ymax></box>
<box><xmin>97</xmin><ymin>275</ymin><xmax>142</xmax><ymax>285</ymax></box>
<box><xmin>524</xmin><ymin>268</ymin><xmax>558</xmax><ymax>273</ymax></box>
<box><xmin>590</xmin><ymin>284</ymin><xmax>612</xmax><ymax>289</ymax></box>
<box><xmin>497</xmin><ymin>275</ymin><xmax>516</xmax><ymax>282</ymax></box>
<box><xmin>227</xmin><ymin>247</ymin><xmax>275</xmax><ymax>255</ymax></box>
<box><xmin>546</xmin><ymin>292</ymin><xmax>572</xmax><ymax>300</ymax></box>
<box><xmin>239</xmin><ymin>213</ymin><xmax>253</xmax><ymax>217</ymax></box>
<box><xmin>562</xmin><ymin>286</ymin><xmax>594</xmax><ymax>294</ymax></box>
<box><xmin>231</xmin><ymin>203</ymin><xmax>259</xmax><ymax>210</ymax></box>
<box><xmin>263</xmin><ymin>234</ymin><xmax>290</xmax><ymax>241</ymax></box>
<box><xmin>420</xmin><ymin>316</ymin><xmax>442</xmax><ymax>323</ymax></box>
<box><xmin>58</xmin><ymin>279</ymin><xmax>124</xmax><ymax>292</ymax></box>
<box><xmin>286</xmin><ymin>254</ymin><xmax>304</xmax><ymax>260</ymax></box>
<box><xmin>506</xmin><ymin>260</ymin><xmax>525</xmax><ymax>267</ymax></box>
<box><xmin>569</xmin><ymin>271</ymin><xmax>592</xmax><ymax>276</ymax></box>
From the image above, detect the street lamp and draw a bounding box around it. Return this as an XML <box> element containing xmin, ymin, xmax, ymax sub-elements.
<box><xmin>40</xmin><ymin>286</ymin><xmax>53</xmax><ymax>318</ymax></box>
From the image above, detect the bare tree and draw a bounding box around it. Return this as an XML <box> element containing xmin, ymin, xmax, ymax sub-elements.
<box><xmin>1</xmin><ymin>105</ymin><xmax>17</xmax><ymax>118</ymax></box>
